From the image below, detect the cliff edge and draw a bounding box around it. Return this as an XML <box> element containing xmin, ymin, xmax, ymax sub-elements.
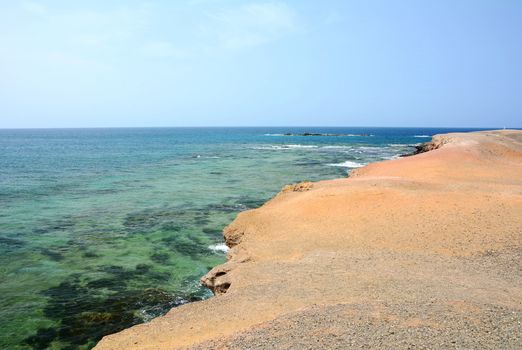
<box><xmin>96</xmin><ymin>130</ymin><xmax>522</xmax><ymax>349</ymax></box>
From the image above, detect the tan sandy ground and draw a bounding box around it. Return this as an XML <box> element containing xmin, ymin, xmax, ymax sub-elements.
<box><xmin>96</xmin><ymin>130</ymin><xmax>522</xmax><ymax>349</ymax></box>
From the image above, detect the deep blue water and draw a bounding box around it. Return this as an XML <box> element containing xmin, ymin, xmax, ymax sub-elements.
<box><xmin>0</xmin><ymin>127</ymin><xmax>490</xmax><ymax>349</ymax></box>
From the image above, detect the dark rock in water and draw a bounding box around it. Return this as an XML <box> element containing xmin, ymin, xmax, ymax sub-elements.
<box><xmin>123</xmin><ymin>208</ymin><xmax>182</xmax><ymax>233</ymax></box>
<box><xmin>94</xmin><ymin>188</ymin><xmax>119</xmax><ymax>195</ymax></box>
<box><xmin>32</xmin><ymin>228</ymin><xmax>50</xmax><ymax>234</ymax></box>
<box><xmin>150</xmin><ymin>252</ymin><xmax>171</xmax><ymax>264</ymax></box>
<box><xmin>294</xmin><ymin>160</ymin><xmax>322</xmax><ymax>166</ymax></box>
<box><xmin>160</xmin><ymin>222</ymin><xmax>184</xmax><ymax>232</ymax></box>
<box><xmin>135</xmin><ymin>263</ymin><xmax>152</xmax><ymax>273</ymax></box>
<box><xmin>412</xmin><ymin>142</ymin><xmax>438</xmax><ymax>154</ymax></box>
<box><xmin>83</xmin><ymin>251</ymin><xmax>99</xmax><ymax>258</ymax></box>
<box><xmin>0</xmin><ymin>236</ymin><xmax>26</xmax><ymax>247</ymax></box>
<box><xmin>186</xmin><ymin>284</ymin><xmax>212</xmax><ymax>301</ymax></box>
<box><xmin>400</xmin><ymin>146</ymin><xmax>421</xmax><ymax>157</ymax></box>
<box><xmin>24</xmin><ymin>266</ymin><xmax>186</xmax><ymax>349</ymax></box>
<box><xmin>194</xmin><ymin>218</ymin><xmax>211</xmax><ymax>225</ymax></box>
<box><xmin>162</xmin><ymin>234</ymin><xmax>210</xmax><ymax>257</ymax></box>
<box><xmin>31</xmin><ymin>216</ymin><xmax>78</xmax><ymax>237</ymax></box>
<box><xmin>24</xmin><ymin>327</ymin><xmax>58</xmax><ymax>350</ymax></box>
<box><xmin>202</xmin><ymin>227</ymin><xmax>222</xmax><ymax>236</ymax></box>
<box><xmin>401</xmin><ymin>144</ymin><xmax>432</xmax><ymax>157</ymax></box>
<box><xmin>86</xmin><ymin>277</ymin><xmax>125</xmax><ymax>291</ymax></box>
<box><xmin>401</xmin><ymin>138</ymin><xmax>440</xmax><ymax>157</ymax></box>
<box><xmin>40</xmin><ymin>248</ymin><xmax>65</xmax><ymax>261</ymax></box>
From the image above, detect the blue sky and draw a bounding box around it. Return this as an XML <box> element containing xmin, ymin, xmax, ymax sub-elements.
<box><xmin>0</xmin><ymin>0</ymin><xmax>521</xmax><ymax>128</ymax></box>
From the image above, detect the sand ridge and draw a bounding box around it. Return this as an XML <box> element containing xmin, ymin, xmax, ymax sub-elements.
<box><xmin>95</xmin><ymin>130</ymin><xmax>522</xmax><ymax>349</ymax></box>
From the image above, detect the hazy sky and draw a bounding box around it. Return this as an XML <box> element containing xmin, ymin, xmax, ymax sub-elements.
<box><xmin>0</xmin><ymin>0</ymin><xmax>521</xmax><ymax>128</ymax></box>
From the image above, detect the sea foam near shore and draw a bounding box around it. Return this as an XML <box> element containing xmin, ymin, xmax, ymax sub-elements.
<box><xmin>208</xmin><ymin>243</ymin><xmax>229</xmax><ymax>254</ymax></box>
<box><xmin>327</xmin><ymin>160</ymin><xmax>366</xmax><ymax>168</ymax></box>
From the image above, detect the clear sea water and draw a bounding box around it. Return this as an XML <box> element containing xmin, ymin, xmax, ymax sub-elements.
<box><xmin>0</xmin><ymin>127</ymin><xmax>487</xmax><ymax>349</ymax></box>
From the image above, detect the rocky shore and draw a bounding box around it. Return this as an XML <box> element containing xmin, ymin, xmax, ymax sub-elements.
<box><xmin>96</xmin><ymin>130</ymin><xmax>522</xmax><ymax>349</ymax></box>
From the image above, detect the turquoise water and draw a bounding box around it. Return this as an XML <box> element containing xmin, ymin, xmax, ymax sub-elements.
<box><xmin>0</xmin><ymin>127</ymin><xmax>484</xmax><ymax>349</ymax></box>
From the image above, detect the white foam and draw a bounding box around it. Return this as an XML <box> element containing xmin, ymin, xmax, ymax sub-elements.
<box><xmin>194</xmin><ymin>155</ymin><xmax>221</xmax><ymax>159</ymax></box>
<box><xmin>327</xmin><ymin>160</ymin><xmax>366</xmax><ymax>168</ymax></box>
<box><xmin>413</xmin><ymin>135</ymin><xmax>430</xmax><ymax>138</ymax></box>
<box><xmin>357</xmin><ymin>146</ymin><xmax>381</xmax><ymax>150</ymax></box>
<box><xmin>382</xmin><ymin>155</ymin><xmax>401</xmax><ymax>160</ymax></box>
<box><xmin>208</xmin><ymin>243</ymin><xmax>229</xmax><ymax>254</ymax></box>
<box><xmin>285</xmin><ymin>144</ymin><xmax>318</xmax><ymax>149</ymax></box>
<box><xmin>321</xmin><ymin>145</ymin><xmax>354</xmax><ymax>149</ymax></box>
<box><xmin>252</xmin><ymin>145</ymin><xmax>286</xmax><ymax>150</ymax></box>
<box><xmin>252</xmin><ymin>144</ymin><xmax>318</xmax><ymax>150</ymax></box>
<box><xmin>263</xmin><ymin>133</ymin><xmax>374</xmax><ymax>137</ymax></box>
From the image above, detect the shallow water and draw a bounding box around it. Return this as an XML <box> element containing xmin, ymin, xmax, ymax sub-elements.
<box><xmin>0</xmin><ymin>127</ymin><xmax>485</xmax><ymax>349</ymax></box>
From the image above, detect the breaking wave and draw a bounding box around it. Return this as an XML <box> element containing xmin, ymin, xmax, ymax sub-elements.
<box><xmin>327</xmin><ymin>160</ymin><xmax>366</xmax><ymax>168</ymax></box>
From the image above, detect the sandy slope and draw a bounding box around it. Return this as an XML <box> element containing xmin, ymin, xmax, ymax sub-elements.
<box><xmin>95</xmin><ymin>130</ymin><xmax>522</xmax><ymax>349</ymax></box>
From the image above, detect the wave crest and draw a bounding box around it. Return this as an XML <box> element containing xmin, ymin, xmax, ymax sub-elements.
<box><xmin>327</xmin><ymin>160</ymin><xmax>366</xmax><ymax>168</ymax></box>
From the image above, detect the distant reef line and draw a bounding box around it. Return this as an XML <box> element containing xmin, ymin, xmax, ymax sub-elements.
<box><xmin>268</xmin><ymin>132</ymin><xmax>373</xmax><ymax>137</ymax></box>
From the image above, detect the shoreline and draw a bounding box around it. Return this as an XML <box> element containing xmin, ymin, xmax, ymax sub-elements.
<box><xmin>96</xmin><ymin>129</ymin><xmax>522</xmax><ymax>349</ymax></box>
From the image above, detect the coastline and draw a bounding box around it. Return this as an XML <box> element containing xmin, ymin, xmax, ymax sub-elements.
<box><xmin>95</xmin><ymin>130</ymin><xmax>522</xmax><ymax>349</ymax></box>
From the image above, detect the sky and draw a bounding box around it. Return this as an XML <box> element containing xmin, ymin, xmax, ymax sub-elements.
<box><xmin>0</xmin><ymin>0</ymin><xmax>521</xmax><ymax>128</ymax></box>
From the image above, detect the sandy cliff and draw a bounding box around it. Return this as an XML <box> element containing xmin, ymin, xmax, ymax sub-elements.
<box><xmin>96</xmin><ymin>130</ymin><xmax>522</xmax><ymax>349</ymax></box>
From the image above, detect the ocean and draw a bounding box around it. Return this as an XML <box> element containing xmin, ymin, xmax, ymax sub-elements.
<box><xmin>0</xmin><ymin>127</ymin><xmax>486</xmax><ymax>349</ymax></box>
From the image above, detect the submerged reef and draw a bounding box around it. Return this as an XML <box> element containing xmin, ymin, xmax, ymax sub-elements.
<box><xmin>24</xmin><ymin>268</ymin><xmax>201</xmax><ymax>349</ymax></box>
<box><xmin>17</xmin><ymin>196</ymin><xmax>268</xmax><ymax>349</ymax></box>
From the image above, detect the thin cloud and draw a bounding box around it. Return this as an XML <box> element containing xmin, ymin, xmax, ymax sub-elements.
<box><xmin>21</xmin><ymin>1</ymin><xmax>47</xmax><ymax>15</ymax></box>
<box><xmin>38</xmin><ymin>51</ymin><xmax>111</xmax><ymax>73</ymax></box>
<box><xmin>324</xmin><ymin>10</ymin><xmax>343</xmax><ymax>25</ymax></box>
<box><xmin>203</xmin><ymin>2</ymin><xmax>303</xmax><ymax>49</ymax></box>
<box><xmin>141</xmin><ymin>41</ymin><xmax>191</xmax><ymax>59</ymax></box>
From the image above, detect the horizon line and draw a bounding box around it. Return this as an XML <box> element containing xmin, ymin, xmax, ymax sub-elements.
<box><xmin>0</xmin><ymin>126</ymin><xmax>518</xmax><ymax>130</ymax></box>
